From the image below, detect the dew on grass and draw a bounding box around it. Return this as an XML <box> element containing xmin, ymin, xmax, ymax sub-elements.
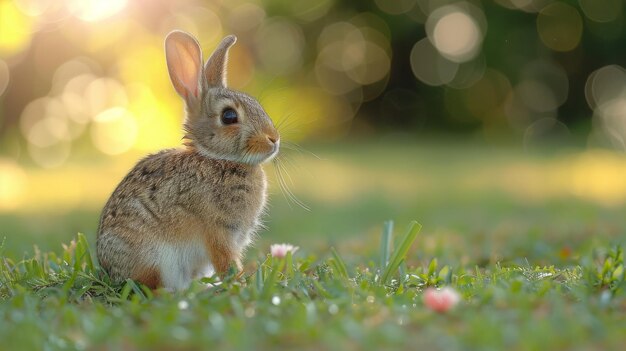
<box><xmin>177</xmin><ymin>300</ymin><xmax>189</xmax><ymax>310</ymax></box>
<box><xmin>244</xmin><ymin>307</ymin><xmax>256</xmax><ymax>318</ymax></box>
<box><xmin>397</xmin><ymin>316</ymin><xmax>407</xmax><ymax>325</ymax></box>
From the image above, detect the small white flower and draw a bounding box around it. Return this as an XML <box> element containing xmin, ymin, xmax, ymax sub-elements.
<box><xmin>270</xmin><ymin>243</ymin><xmax>299</xmax><ymax>258</ymax></box>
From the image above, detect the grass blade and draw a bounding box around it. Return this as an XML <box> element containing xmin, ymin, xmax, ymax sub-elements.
<box><xmin>76</xmin><ymin>233</ymin><xmax>95</xmax><ymax>272</ymax></box>
<box><xmin>256</xmin><ymin>261</ymin><xmax>264</xmax><ymax>293</ymax></box>
<box><xmin>286</xmin><ymin>251</ymin><xmax>294</xmax><ymax>279</ymax></box>
<box><xmin>120</xmin><ymin>280</ymin><xmax>133</xmax><ymax>300</ymax></box>
<box><xmin>380</xmin><ymin>220</ymin><xmax>394</xmax><ymax>270</ymax></box>
<box><xmin>262</xmin><ymin>258</ymin><xmax>285</xmax><ymax>298</ymax></box>
<box><xmin>330</xmin><ymin>247</ymin><xmax>349</xmax><ymax>279</ymax></box>
<box><xmin>381</xmin><ymin>221</ymin><xmax>422</xmax><ymax>285</ymax></box>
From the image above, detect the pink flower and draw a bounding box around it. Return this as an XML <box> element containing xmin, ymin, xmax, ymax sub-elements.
<box><xmin>423</xmin><ymin>287</ymin><xmax>461</xmax><ymax>313</ymax></box>
<box><xmin>270</xmin><ymin>243</ymin><xmax>299</xmax><ymax>258</ymax></box>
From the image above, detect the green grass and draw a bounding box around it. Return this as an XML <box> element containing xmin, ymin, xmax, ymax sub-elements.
<box><xmin>0</xmin><ymin>223</ymin><xmax>624</xmax><ymax>350</ymax></box>
<box><xmin>1</xmin><ymin>140</ymin><xmax>626</xmax><ymax>350</ymax></box>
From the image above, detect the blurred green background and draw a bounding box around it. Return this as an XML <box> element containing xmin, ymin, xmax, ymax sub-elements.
<box><xmin>0</xmin><ymin>0</ymin><xmax>625</xmax><ymax>260</ymax></box>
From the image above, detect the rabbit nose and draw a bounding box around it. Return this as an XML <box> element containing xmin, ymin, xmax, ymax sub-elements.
<box><xmin>267</xmin><ymin>135</ymin><xmax>279</xmax><ymax>144</ymax></box>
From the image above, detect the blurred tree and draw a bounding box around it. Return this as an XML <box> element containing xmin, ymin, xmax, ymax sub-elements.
<box><xmin>1</xmin><ymin>0</ymin><xmax>626</xmax><ymax>164</ymax></box>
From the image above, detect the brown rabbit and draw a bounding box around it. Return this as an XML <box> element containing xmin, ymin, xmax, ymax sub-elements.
<box><xmin>96</xmin><ymin>31</ymin><xmax>280</xmax><ymax>290</ymax></box>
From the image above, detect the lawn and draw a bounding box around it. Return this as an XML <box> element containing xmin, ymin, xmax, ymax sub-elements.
<box><xmin>1</xmin><ymin>139</ymin><xmax>625</xmax><ymax>350</ymax></box>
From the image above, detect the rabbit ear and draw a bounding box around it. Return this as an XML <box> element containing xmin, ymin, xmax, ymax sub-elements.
<box><xmin>165</xmin><ymin>31</ymin><xmax>204</xmax><ymax>105</ymax></box>
<box><xmin>204</xmin><ymin>35</ymin><xmax>237</xmax><ymax>88</ymax></box>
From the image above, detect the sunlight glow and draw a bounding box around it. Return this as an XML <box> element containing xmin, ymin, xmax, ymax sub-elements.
<box><xmin>0</xmin><ymin>159</ymin><xmax>26</xmax><ymax>211</ymax></box>
<box><xmin>126</xmin><ymin>83</ymin><xmax>181</xmax><ymax>151</ymax></box>
<box><xmin>91</xmin><ymin>107</ymin><xmax>138</xmax><ymax>155</ymax></box>
<box><xmin>13</xmin><ymin>0</ymin><xmax>54</xmax><ymax>17</ymax></box>
<box><xmin>0</xmin><ymin>1</ymin><xmax>34</xmax><ymax>55</ymax></box>
<box><xmin>67</xmin><ymin>0</ymin><xmax>127</xmax><ymax>22</ymax></box>
<box><xmin>568</xmin><ymin>151</ymin><xmax>626</xmax><ymax>205</ymax></box>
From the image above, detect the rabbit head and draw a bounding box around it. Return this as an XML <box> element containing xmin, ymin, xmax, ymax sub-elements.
<box><xmin>165</xmin><ymin>31</ymin><xmax>279</xmax><ymax>165</ymax></box>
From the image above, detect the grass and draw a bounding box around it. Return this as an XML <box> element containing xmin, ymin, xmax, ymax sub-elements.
<box><xmin>1</xmin><ymin>140</ymin><xmax>626</xmax><ymax>350</ymax></box>
<box><xmin>0</xmin><ymin>223</ymin><xmax>624</xmax><ymax>350</ymax></box>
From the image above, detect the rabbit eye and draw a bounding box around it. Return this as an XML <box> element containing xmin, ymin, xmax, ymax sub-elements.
<box><xmin>221</xmin><ymin>108</ymin><xmax>238</xmax><ymax>125</ymax></box>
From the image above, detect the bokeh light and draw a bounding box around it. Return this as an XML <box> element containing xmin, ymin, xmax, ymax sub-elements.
<box><xmin>585</xmin><ymin>65</ymin><xmax>626</xmax><ymax>151</ymax></box>
<box><xmin>523</xmin><ymin>117</ymin><xmax>570</xmax><ymax>149</ymax></box>
<box><xmin>505</xmin><ymin>79</ymin><xmax>559</xmax><ymax>131</ymax></box>
<box><xmin>536</xmin><ymin>2</ymin><xmax>583</xmax><ymax>52</ymax></box>
<box><xmin>585</xmin><ymin>65</ymin><xmax>626</xmax><ymax>110</ymax></box>
<box><xmin>288</xmin><ymin>0</ymin><xmax>333</xmax><ymax>22</ymax></box>
<box><xmin>410</xmin><ymin>38</ymin><xmax>459</xmax><ymax>86</ymax></box>
<box><xmin>315</xmin><ymin>18</ymin><xmax>391</xmax><ymax>98</ymax></box>
<box><xmin>595</xmin><ymin>98</ymin><xmax>626</xmax><ymax>150</ymax></box>
<box><xmin>163</xmin><ymin>5</ymin><xmax>223</xmax><ymax>44</ymax></box>
<box><xmin>521</xmin><ymin>60</ymin><xmax>569</xmax><ymax>111</ymax></box>
<box><xmin>91</xmin><ymin>107</ymin><xmax>137</xmax><ymax>155</ymax></box>
<box><xmin>497</xmin><ymin>0</ymin><xmax>552</xmax><ymax>13</ymax></box>
<box><xmin>67</xmin><ymin>0</ymin><xmax>127</xmax><ymax>22</ymax></box>
<box><xmin>426</xmin><ymin>4</ymin><xmax>485</xmax><ymax>63</ymax></box>
<box><xmin>579</xmin><ymin>0</ymin><xmax>622</xmax><ymax>23</ymax></box>
<box><xmin>446</xmin><ymin>57</ymin><xmax>486</xmax><ymax>89</ymax></box>
<box><xmin>0</xmin><ymin>0</ymin><xmax>625</xmax><ymax>215</ymax></box>
<box><xmin>256</xmin><ymin>19</ymin><xmax>305</xmax><ymax>75</ymax></box>
<box><xmin>28</xmin><ymin>139</ymin><xmax>71</xmax><ymax>169</ymax></box>
<box><xmin>228</xmin><ymin>3</ymin><xmax>265</xmax><ymax>32</ymax></box>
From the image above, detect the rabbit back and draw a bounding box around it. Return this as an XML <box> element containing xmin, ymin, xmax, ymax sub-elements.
<box><xmin>96</xmin><ymin>148</ymin><xmax>267</xmax><ymax>289</ymax></box>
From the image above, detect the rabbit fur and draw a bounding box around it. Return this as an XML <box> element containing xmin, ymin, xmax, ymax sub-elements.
<box><xmin>96</xmin><ymin>31</ymin><xmax>280</xmax><ymax>290</ymax></box>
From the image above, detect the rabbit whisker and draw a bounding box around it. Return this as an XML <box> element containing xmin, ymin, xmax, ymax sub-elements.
<box><xmin>281</xmin><ymin>141</ymin><xmax>322</xmax><ymax>160</ymax></box>
<box><xmin>272</xmin><ymin>157</ymin><xmax>310</xmax><ymax>211</ymax></box>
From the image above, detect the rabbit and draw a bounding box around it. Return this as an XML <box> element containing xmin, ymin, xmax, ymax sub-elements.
<box><xmin>96</xmin><ymin>30</ymin><xmax>280</xmax><ymax>291</ymax></box>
